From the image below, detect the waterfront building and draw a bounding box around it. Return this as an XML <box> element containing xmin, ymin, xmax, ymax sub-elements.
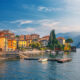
<box><xmin>26</xmin><ymin>40</ymin><xmax>32</xmax><ymax>47</ymax></box>
<box><xmin>0</xmin><ymin>30</ymin><xmax>15</xmax><ymax>39</ymax></box>
<box><xmin>39</xmin><ymin>35</ymin><xmax>49</xmax><ymax>47</ymax></box>
<box><xmin>0</xmin><ymin>37</ymin><xmax>8</xmax><ymax>51</ymax></box>
<box><xmin>31</xmin><ymin>34</ymin><xmax>40</xmax><ymax>40</ymax></box>
<box><xmin>17</xmin><ymin>40</ymin><xmax>27</xmax><ymax>48</ymax></box>
<box><xmin>64</xmin><ymin>43</ymin><xmax>71</xmax><ymax>51</ymax></box>
<box><xmin>8</xmin><ymin>39</ymin><xmax>17</xmax><ymax>51</ymax></box>
<box><xmin>19</xmin><ymin>35</ymin><xmax>25</xmax><ymax>40</ymax></box>
<box><xmin>25</xmin><ymin>35</ymin><xmax>32</xmax><ymax>40</ymax></box>
<box><xmin>17</xmin><ymin>39</ymin><xmax>32</xmax><ymax>48</ymax></box>
<box><xmin>57</xmin><ymin>37</ymin><xmax>65</xmax><ymax>45</ymax></box>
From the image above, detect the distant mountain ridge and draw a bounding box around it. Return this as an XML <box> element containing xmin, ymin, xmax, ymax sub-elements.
<box><xmin>56</xmin><ymin>32</ymin><xmax>80</xmax><ymax>47</ymax></box>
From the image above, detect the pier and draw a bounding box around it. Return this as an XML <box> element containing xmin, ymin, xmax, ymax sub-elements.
<box><xmin>24</xmin><ymin>58</ymin><xmax>72</xmax><ymax>63</ymax></box>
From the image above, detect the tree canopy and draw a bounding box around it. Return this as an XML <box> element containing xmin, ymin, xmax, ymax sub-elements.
<box><xmin>66</xmin><ymin>38</ymin><xmax>73</xmax><ymax>43</ymax></box>
<box><xmin>16</xmin><ymin>35</ymin><xmax>19</xmax><ymax>38</ymax></box>
<box><xmin>29</xmin><ymin>42</ymin><xmax>41</xmax><ymax>49</ymax></box>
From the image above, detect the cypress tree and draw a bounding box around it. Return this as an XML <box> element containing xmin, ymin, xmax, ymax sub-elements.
<box><xmin>48</xmin><ymin>30</ymin><xmax>62</xmax><ymax>50</ymax></box>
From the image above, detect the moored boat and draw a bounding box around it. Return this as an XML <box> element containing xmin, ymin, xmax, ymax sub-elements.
<box><xmin>58</xmin><ymin>51</ymin><xmax>64</xmax><ymax>54</ymax></box>
<box><xmin>51</xmin><ymin>51</ymin><xmax>56</xmax><ymax>55</ymax></box>
<box><xmin>38</xmin><ymin>58</ymin><xmax>48</xmax><ymax>62</ymax></box>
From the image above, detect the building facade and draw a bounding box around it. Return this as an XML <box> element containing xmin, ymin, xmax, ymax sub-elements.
<box><xmin>31</xmin><ymin>34</ymin><xmax>40</xmax><ymax>40</ymax></box>
<box><xmin>17</xmin><ymin>40</ymin><xmax>27</xmax><ymax>48</ymax></box>
<box><xmin>8</xmin><ymin>39</ymin><xmax>17</xmax><ymax>51</ymax></box>
<box><xmin>0</xmin><ymin>30</ymin><xmax>15</xmax><ymax>39</ymax></box>
<box><xmin>57</xmin><ymin>37</ymin><xmax>65</xmax><ymax>45</ymax></box>
<box><xmin>39</xmin><ymin>35</ymin><xmax>49</xmax><ymax>47</ymax></box>
<box><xmin>0</xmin><ymin>37</ymin><xmax>8</xmax><ymax>51</ymax></box>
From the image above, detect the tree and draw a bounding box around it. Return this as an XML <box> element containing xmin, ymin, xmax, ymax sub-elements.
<box><xmin>48</xmin><ymin>30</ymin><xmax>62</xmax><ymax>50</ymax></box>
<box><xmin>66</xmin><ymin>38</ymin><xmax>73</xmax><ymax>43</ymax></box>
<box><xmin>29</xmin><ymin>42</ymin><xmax>41</xmax><ymax>49</ymax></box>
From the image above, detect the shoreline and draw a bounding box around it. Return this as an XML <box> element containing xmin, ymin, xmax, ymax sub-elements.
<box><xmin>0</xmin><ymin>49</ymin><xmax>46</xmax><ymax>61</ymax></box>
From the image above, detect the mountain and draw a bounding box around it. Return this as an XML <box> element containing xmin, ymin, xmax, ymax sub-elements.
<box><xmin>56</xmin><ymin>32</ymin><xmax>80</xmax><ymax>47</ymax></box>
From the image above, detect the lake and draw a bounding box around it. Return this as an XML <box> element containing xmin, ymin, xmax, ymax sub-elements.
<box><xmin>0</xmin><ymin>49</ymin><xmax>80</xmax><ymax>80</ymax></box>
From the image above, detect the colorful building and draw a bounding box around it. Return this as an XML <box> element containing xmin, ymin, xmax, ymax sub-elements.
<box><xmin>17</xmin><ymin>40</ymin><xmax>27</xmax><ymax>48</ymax></box>
<box><xmin>17</xmin><ymin>40</ymin><xmax>32</xmax><ymax>48</ymax></box>
<box><xmin>19</xmin><ymin>35</ymin><xmax>25</xmax><ymax>40</ymax></box>
<box><xmin>39</xmin><ymin>35</ymin><xmax>49</xmax><ymax>47</ymax></box>
<box><xmin>31</xmin><ymin>34</ymin><xmax>40</xmax><ymax>40</ymax></box>
<box><xmin>0</xmin><ymin>37</ymin><xmax>8</xmax><ymax>51</ymax></box>
<box><xmin>64</xmin><ymin>43</ymin><xmax>71</xmax><ymax>51</ymax></box>
<box><xmin>57</xmin><ymin>37</ymin><xmax>65</xmax><ymax>45</ymax></box>
<box><xmin>0</xmin><ymin>30</ymin><xmax>15</xmax><ymax>39</ymax></box>
<box><xmin>25</xmin><ymin>35</ymin><xmax>32</xmax><ymax>40</ymax></box>
<box><xmin>8</xmin><ymin>39</ymin><xmax>17</xmax><ymax>51</ymax></box>
<box><xmin>26</xmin><ymin>40</ymin><xmax>32</xmax><ymax>47</ymax></box>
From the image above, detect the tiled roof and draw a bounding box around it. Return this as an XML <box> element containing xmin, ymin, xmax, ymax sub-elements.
<box><xmin>57</xmin><ymin>37</ymin><xmax>65</xmax><ymax>40</ymax></box>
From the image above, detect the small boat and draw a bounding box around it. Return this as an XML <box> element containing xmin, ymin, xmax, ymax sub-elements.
<box><xmin>38</xmin><ymin>58</ymin><xmax>48</xmax><ymax>62</ymax></box>
<box><xmin>46</xmin><ymin>50</ymin><xmax>51</xmax><ymax>52</ymax></box>
<box><xmin>58</xmin><ymin>51</ymin><xmax>64</xmax><ymax>54</ymax></box>
<box><xmin>51</xmin><ymin>51</ymin><xmax>56</xmax><ymax>55</ymax></box>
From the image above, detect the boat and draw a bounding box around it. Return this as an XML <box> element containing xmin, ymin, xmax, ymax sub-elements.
<box><xmin>38</xmin><ymin>58</ymin><xmax>48</xmax><ymax>62</ymax></box>
<box><xmin>46</xmin><ymin>50</ymin><xmax>51</xmax><ymax>52</ymax></box>
<box><xmin>58</xmin><ymin>51</ymin><xmax>64</xmax><ymax>54</ymax></box>
<box><xmin>51</xmin><ymin>51</ymin><xmax>56</xmax><ymax>55</ymax></box>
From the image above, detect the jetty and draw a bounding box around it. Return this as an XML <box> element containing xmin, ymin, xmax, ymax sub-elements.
<box><xmin>57</xmin><ymin>58</ymin><xmax>72</xmax><ymax>63</ymax></box>
<box><xmin>24</xmin><ymin>58</ymin><xmax>72</xmax><ymax>63</ymax></box>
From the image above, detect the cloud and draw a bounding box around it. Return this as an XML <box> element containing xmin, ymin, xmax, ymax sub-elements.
<box><xmin>10</xmin><ymin>20</ymin><xmax>33</xmax><ymax>25</ymax></box>
<box><xmin>64</xmin><ymin>0</ymin><xmax>80</xmax><ymax>15</ymax></box>
<box><xmin>38</xmin><ymin>19</ymin><xmax>60</xmax><ymax>28</ymax></box>
<box><xmin>38</xmin><ymin>6</ymin><xmax>63</xmax><ymax>12</ymax></box>
<box><xmin>12</xmin><ymin>19</ymin><xmax>60</xmax><ymax>36</ymax></box>
<box><xmin>10</xmin><ymin>19</ymin><xmax>80</xmax><ymax>37</ymax></box>
<box><xmin>20</xmin><ymin>21</ymin><xmax>32</xmax><ymax>25</ymax></box>
<box><xmin>17</xmin><ymin>27</ymin><xmax>35</xmax><ymax>32</ymax></box>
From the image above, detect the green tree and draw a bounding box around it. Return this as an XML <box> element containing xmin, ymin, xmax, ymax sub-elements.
<box><xmin>48</xmin><ymin>30</ymin><xmax>62</xmax><ymax>50</ymax></box>
<box><xmin>16</xmin><ymin>35</ymin><xmax>19</xmax><ymax>38</ymax></box>
<box><xmin>66</xmin><ymin>38</ymin><xmax>73</xmax><ymax>43</ymax></box>
<box><xmin>29</xmin><ymin>42</ymin><xmax>41</xmax><ymax>49</ymax></box>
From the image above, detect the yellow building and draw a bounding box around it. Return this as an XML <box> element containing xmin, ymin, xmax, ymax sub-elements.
<box><xmin>64</xmin><ymin>43</ymin><xmax>71</xmax><ymax>51</ymax></box>
<box><xmin>0</xmin><ymin>37</ymin><xmax>8</xmax><ymax>51</ymax></box>
<box><xmin>8</xmin><ymin>39</ymin><xmax>17</xmax><ymax>51</ymax></box>
<box><xmin>17</xmin><ymin>40</ymin><xmax>32</xmax><ymax>48</ymax></box>
<box><xmin>26</xmin><ymin>40</ymin><xmax>32</xmax><ymax>47</ymax></box>
<box><xmin>18</xmin><ymin>40</ymin><xmax>27</xmax><ymax>48</ymax></box>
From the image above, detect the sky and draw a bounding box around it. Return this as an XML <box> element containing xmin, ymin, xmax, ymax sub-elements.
<box><xmin>0</xmin><ymin>0</ymin><xmax>80</xmax><ymax>37</ymax></box>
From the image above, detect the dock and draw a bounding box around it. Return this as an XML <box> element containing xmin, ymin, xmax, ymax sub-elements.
<box><xmin>57</xmin><ymin>58</ymin><xmax>72</xmax><ymax>63</ymax></box>
<box><xmin>24</xmin><ymin>58</ymin><xmax>72</xmax><ymax>63</ymax></box>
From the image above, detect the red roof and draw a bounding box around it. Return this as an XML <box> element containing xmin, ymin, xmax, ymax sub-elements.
<box><xmin>57</xmin><ymin>37</ymin><xmax>65</xmax><ymax>40</ymax></box>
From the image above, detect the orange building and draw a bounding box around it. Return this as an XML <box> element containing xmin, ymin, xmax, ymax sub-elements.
<box><xmin>19</xmin><ymin>35</ymin><xmax>25</xmax><ymax>40</ymax></box>
<box><xmin>0</xmin><ymin>30</ymin><xmax>15</xmax><ymax>39</ymax></box>
<box><xmin>0</xmin><ymin>37</ymin><xmax>8</xmax><ymax>51</ymax></box>
<box><xmin>8</xmin><ymin>39</ymin><xmax>17</xmax><ymax>51</ymax></box>
<box><xmin>25</xmin><ymin>35</ymin><xmax>32</xmax><ymax>40</ymax></box>
<box><xmin>64</xmin><ymin>43</ymin><xmax>71</xmax><ymax>51</ymax></box>
<box><xmin>31</xmin><ymin>34</ymin><xmax>40</xmax><ymax>40</ymax></box>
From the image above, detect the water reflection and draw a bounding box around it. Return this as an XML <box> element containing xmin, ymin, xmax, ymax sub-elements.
<box><xmin>62</xmin><ymin>52</ymin><xmax>70</xmax><ymax>59</ymax></box>
<box><xmin>0</xmin><ymin>49</ymin><xmax>80</xmax><ymax>80</ymax></box>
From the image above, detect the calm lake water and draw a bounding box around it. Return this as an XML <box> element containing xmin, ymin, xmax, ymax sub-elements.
<box><xmin>0</xmin><ymin>49</ymin><xmax>80</xmax><ymax>80</ymax></box>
